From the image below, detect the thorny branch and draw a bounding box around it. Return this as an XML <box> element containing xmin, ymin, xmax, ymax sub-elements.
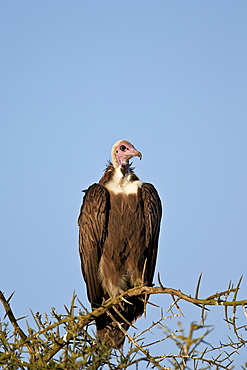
<box><xmin>0</xmin><ymin>276</ymin><xmax>246</xmax><ymax>369</ymax></box>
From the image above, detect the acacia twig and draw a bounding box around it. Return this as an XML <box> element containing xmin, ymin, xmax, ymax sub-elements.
<box><xmin>1</xmin><ymin>281</ymin><xmax>246</xmax><ymax>365</ymax></box>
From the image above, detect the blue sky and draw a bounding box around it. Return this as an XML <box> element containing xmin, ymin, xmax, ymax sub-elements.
<box><xmin>1</xmin><ymin>1</ymin><xmax>247</xmax><ymax>366</ymax></box>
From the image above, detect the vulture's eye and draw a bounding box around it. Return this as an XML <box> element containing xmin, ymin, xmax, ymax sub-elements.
<box><xmin>120</xmin><ymin>145</ymin><xmax>126</xmax><ymax>151</ymax></box>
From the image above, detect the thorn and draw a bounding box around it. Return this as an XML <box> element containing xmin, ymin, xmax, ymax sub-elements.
<box><xmin>138</xmin><ymin>297</ymin><xmax>159</xmax><ymax>308</ymax></box>
<box><xmin>195</xmin><ymin>273</ymin><xmax>202</xmax><ymax>299</ymax></box>
<box><xmin>7</xmin><ymin>291</ymin><xmax>15</xmax><ymax>303</ymax></box>
<box><xmin>121</xmin><ymin>297</ymin><xmax>133</xmax><ymax>305</ymax></box>
<box><xmin>158</xmin><ymin>273</ymin><xmax>165</xmax><ymax>289</ymax></box>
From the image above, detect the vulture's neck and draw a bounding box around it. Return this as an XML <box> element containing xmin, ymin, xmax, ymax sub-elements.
<box><xmin>100</xmin><ymin>164</ymin><xmax>142</xmax><ymax>195</ymax></box>
<box><xmin>114</xmin><ymin>166</ymin><xmax>132</xmax><ymax>186</ymax></box>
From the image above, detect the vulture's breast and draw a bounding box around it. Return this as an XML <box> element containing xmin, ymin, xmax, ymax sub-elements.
<box><xmin>99</xmin><ymin>173</ymin><xmax>145</xmax><ymax>296</ymax></box>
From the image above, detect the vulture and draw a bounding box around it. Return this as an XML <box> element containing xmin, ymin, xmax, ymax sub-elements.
<box><xmin>78</xmin><ymin>140</ymin><xmax>162</xmax><ymax>347</ymax></box>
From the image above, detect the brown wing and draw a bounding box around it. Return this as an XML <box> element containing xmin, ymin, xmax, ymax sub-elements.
<box><xmin>140</xmin><ymin>182</ymin><xmax>162</xmax><ymax>286</ymax></box>
<box><xmin>78</xmin><ymin>183</ymin><xmax>109</xmax><ymax>307</ymax></box>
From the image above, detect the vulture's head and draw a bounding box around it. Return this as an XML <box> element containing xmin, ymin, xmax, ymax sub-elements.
<box><xmin>111</xmin><ymin>140</ymin><xmax>142</xmax><ymax>168</ymax></box>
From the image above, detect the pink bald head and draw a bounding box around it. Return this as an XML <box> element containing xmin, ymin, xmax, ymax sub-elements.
<box><xmin>111</xmin><ymin>140</ymin><xmax>142</xmax><ymax>167</ymax></box>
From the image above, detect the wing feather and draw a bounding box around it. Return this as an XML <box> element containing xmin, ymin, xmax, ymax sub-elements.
<box><xmin>78</xmin><ymin>183</ymin><xmax>109</xmax><ymax>307</ymax></box>
<box><xmin>141</xmin><ymin>183</ymin><xmax>162</xmax><ymax>285</ymax></box>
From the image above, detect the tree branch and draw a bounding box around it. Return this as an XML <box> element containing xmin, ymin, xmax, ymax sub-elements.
<box><xmin>1</xmin><ymin>281</ymin><xmax>246</xmax><ymax>367</ymax></box>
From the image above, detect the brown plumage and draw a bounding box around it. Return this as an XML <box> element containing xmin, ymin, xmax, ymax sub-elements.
<box><xmin>78</xmin><ymin>140</ymin><xmax>162</xmax><ymax>347</ymax></box>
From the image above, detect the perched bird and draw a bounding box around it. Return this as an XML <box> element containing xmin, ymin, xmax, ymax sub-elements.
<box><xmin>78</xmin><ymin>140</ymin><xmax>162</xmax><ymax>347</ymax></box>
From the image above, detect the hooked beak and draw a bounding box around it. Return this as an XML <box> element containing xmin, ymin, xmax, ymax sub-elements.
<box><xmin>135</xmin><ymin>150</ymin><xmax>142</xmax><ymax>160</ymax></box>
<box><xmin>127</xmin><ymin>148</ymin><xmax>142</xmax><ymax>161</ymax></box>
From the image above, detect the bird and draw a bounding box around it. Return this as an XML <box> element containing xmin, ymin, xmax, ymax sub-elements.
<box><xmin>78</xmin><ymin>140</ymin><xmax>162</xmax><ymax>347</ymax></box>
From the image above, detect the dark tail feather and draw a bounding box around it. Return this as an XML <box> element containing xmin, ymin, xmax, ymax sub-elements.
<box><xmin>95</xmin><ymin>296</ymin><xmax>145</xmax><ymax>348</ymax></box>
<box><xmin>97</xmin><ymin>320</ymin><xmax>127</xmax><ymax>348</ymax></box>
